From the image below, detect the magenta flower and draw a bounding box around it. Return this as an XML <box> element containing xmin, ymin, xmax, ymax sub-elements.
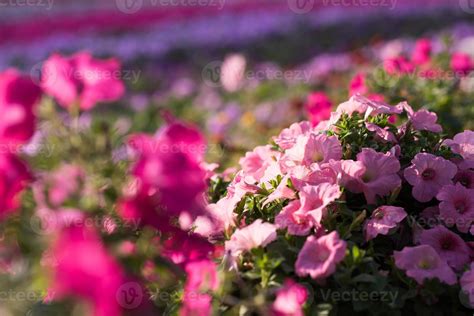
<box><xmin>41</xmin><ymin>52</ymin><xmax>125</xmax><ymax>110</ymax></box>
<box><xmin>272</xmin><ymin>279</ymin><xmax>307</xmax><ymax>316</ymax></box>
<box><xmin>454</xmin><ymin>168</ymin><xmax>474</xmax><ymax>189</ymax></box>
<box><xmin>349</xmin><ymin>73</ymin><xmax>368</xmax><ymax>96</ymax></box>
<box><xmin>436</xmin><ymin>183</ymin><xmax>474</xmax><ymax>233</ymax></box>
<box><xmin>384</xmin><ymin>56</ymin><xmax>414</xmax><ymax>75</ymax></box>
<box><xmin>225</xmin><ymin>219</ymin><xmax>277</xmax><ymax>259</ymax></box>
<box><xmin>450</xmin><ymin>52</ymin><xmax>473</xmax><ymax>76</ymax></box>
<box><xmin>48</xmin><ymin>225</ymin><xmax>125</xmax><ymax>316</ymax></box>
<box><xmin>418</xmin><ymin>225</ymin><xmax>470</xmax><ymax>270</ymax></box>
<box><xmin>275</xmin><ymin>200</ymin><xmax>315</xmax><ymax>236</ymax></box>
<box><xmin>460</xmin><ymin>263</ymin><xmax>474</xmax><ymax>308</ymax></box>
<box><xmin>162</xmin><ymin>231</ymin><xmax>214</xmax><ymax>267</ymax></box>
<box><xmin>180</xmin><ymin>259</ymin><xmax>219</xmax><ymax>316</ymax></box>
<box><xmin>298</xmin><ymin>183</ymin><xmax>341</xmax><ymax>223</ymax></box>
<box><xmin>129</xmin><ymin>121</ymin><xmax>207</xmax><ymax>216</ymax></box>
<box><xmin>444</xmin><ymin>130</ymin><xmax>474</xmax><ymax>161</ymax></box>
<box><xmin>411</xmin><ymin>38</ymin><xmax>431</xmax><ymax>65</ymax></box>
<box><xmin>394</xmin><ymin>245</ymin><xmax>457</xmax><ymax>285</ymax></box>
<box><xmin>404</xmin><ymin>153</ymin><xmax>457</xmax><ymax>202</ymax></box>
<box><xmin>0</xmin><ymin>69</ymin><xmax>41</xmax><ymax>147</ymax></box>
<box><xmin>364</xmin><ymin>206</ymin><xmax>407</xmax><ymax>241</ymax></box>
<box><xmin>305</xmin><ymin>92</ymin><xmax>332</xmax><ymax>126</ymax></box>
<box><xmin>338</xmin><ymin>148</ymin><xmax>401</xmax><ymax>204</ymax></box>
<box><xmin>295</xmin><ymin>231</ymin><xmax>346</xmax><ymax>281</ymax></box>
<box><xmin>0</xmin><ymin>153</ymin><xmax>31</xmax><ymax>221</ymax></box>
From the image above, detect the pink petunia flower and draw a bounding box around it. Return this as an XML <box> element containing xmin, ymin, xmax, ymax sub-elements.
<box><xmin>272</xmin><ymin>279</ymin><xmax>308</xmax><ymax>316</ymax></box>
<box><xmin>239</xmin><ymin>145</ymin><xmax>275</xmax><ymax>183</ymax></box>
<box><xmin>444</xmin><ymin>130</ymin><xmax>474</xmax><ymax>161</ymax></box>
<box><xmin>404</xmin><ymin>153</ymin><xmax>457</xmax><ymax>202</ymax></box>
<box><xmin>364</xmin><ymin>206</ymin><xmax>407</xmax><ymax>241</ymax></box>
<box><xmin>411</xmin><ymin>38</ymin><xmax>432</xmax><ymax>65</ymax></box>
<box><xmin>41</xmin><ymin>52</ymin><xmax>125</xmax><ymax>110</ymax></box>
<box><xmin>450</xmin><ymin>52</ymin><xmax>473</xmax><ymax>76</ymax></box>
<box><xmin>48</xmin><ymin>224</ymin><xmax>126</xmax><ymax>316</ymax></box>
<box><xmin>454</xmin><ymin>168</ymin><xmax>474</xmax><ymax>189</ymax></box>
<box><xmin>295</xmin><ymin>231</ymin><xmax>346</xmax><ymax>281</ymax></box>
<box><xmin>298</xmin><ymin>183</ymin><xmax>341</xmax><ymax>224</ymax></box>
<box><xmin>365</xmin><ymin>123</ymin><xmax>397</xmax><ymax>143</ymax></box>
<box><xmin>334</xmin><ymin>148</ymin><xmax>401</xmax><ymax>204</ymax></box>
<box><xmin>275</xmin><ymin>200</ymin><xmax>315</xmax><ymax>236</ymax></box>
<box><xmin>436</xmin><ymin>183</ymin><xmax>474</xmax><ymax>233</ymax></box>
<box><xmin>225</xmin><ymin>219</ymin><xmax>277</xmax><ymax>259</ymax></box>
<box><xmin>284</xmin><ymin>133</ymin><xmax>342</xmax><ymax>167</ymax></box>
<box><xmin>418</xmin><ymin>225</ymin><xmax>470</xmax><ymax>270</ymax></box>
<box><xmin>0</xmin><ymin>153</ymin><xmax>31</xmax><ymax>221</ymax></box>
<box><xmin>402</xmin><ymin>102</ymin><xmax>442</xmax><ymax>133</ymax></box>
<box><xmin>349</xmin><ymin>73</ymin><xmax>368</xmax><ymax>96</ymax></box>
<box><xmin>460</xmin><ymin>263</ymin><xmax>474</xmax><ymax>308</ymax></box>
<box><xmin>305</xmin><ymin>92</ymin><xmax>332</xmax><ymax>126</ymax></box>
<box><xmin>273</xmin><ymin>121</ymin><xmax>312</xmax><ymax>150</ymax></box>
<box><xmin>220</xmin><ymin>54</ymin><xmax>246</xmax><ymax>92</ymax></box>
<box><xmin>393</xmin><ymin>245</ymin><xmax>457</xmax><ymax>285</ymax></box>
<box><xmin>129</xmin><ymin>120</ymin><xmax>207</xmax><ymax>217</ymax></box>
<box><xmin>0</xmin><ymin>69</ymin><xmax>41</xmax><ymax>148</ymax></box>
<box><xmin>384</xmin><ymin>56</ymin><xmax>414</xmax><ymax>75</ymax></box>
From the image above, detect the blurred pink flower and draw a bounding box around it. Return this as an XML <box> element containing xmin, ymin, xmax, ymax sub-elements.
<box><xmin>460</xmin><ymin>263</ymin><xmax>474</xmax><ymax>308</ymax></box>
<box><xmin>180</xmin><ymin>260</ymin><xmax>220</xmax><ymax>315</ymax></box>
<box><xmin>418</xmin><ymin>225</ymin><xmax>470</xmax><ymax>270</ymax></box>
<box><xmin>394</xmin><ymin>245</ymin><xmax>457</xmax><ymax>285</ymax></box>
<box><xmin>129</xmin><ymin>121</ymin><xmax>207</xmax><ymax>217</ymax></box>
<box><xmin>220</xmin><ymin>54</ymin><xmax>247</xmax><ymax>92</ymax></box>
<box><xmin>349</xmin><ymin>73</ymin><xmax>368</xmax><ymax>96</ymax></box>
<box><xmin>411</xmin><ymin>38</ymin><xmax>431</xmax><ymax>65</ymax></box>
<box><xmin>33</xmin><ymin>164</ymin><xmax>86</xmax><ymax>208</ymax></box>
<box><xmin>404</xmin><ymin>153</ymin><xmax>457</xmax><ymax>202</ymax></box>
<box><xmin>225</xmin><ymin>219</ymin><xmax>277</xmax><ymax>259</ymax></box>
<box><xmin>162</xmin><ymin>231</ymin><xmax>214</xmax><ymax>267</ymax></box>
<box><xmin>0</xmin><ymin>153</ymin><xmax>31</xmax><ymax>221</ymax></box>
<box><xmin>364</xmin><ymin>206</ymin><xmax>407</xmax><ymax>241</ymax></box>
<box><xmin>384</xmin><ymin>56</ymin><xmax>414</xmax><ymax>74</ymax></box>
<box><xmin>272</xmin><ymin>279</ymin><xmax>307</xmax><ymax>316</ymax></box>
<box><xmin>305</xmin><ymin>92</ymin><xmax>332</xmax><ymax>126</ymax></box>
<box><xmin>437</xmin><ymin>183</ymin><xmax>474</xmax><ymax>233</ymax></box>
<box><xmin>450</xmin><ymin>52</ymin><xmax>473</xmax><ymax>76</ymax></box>
<box><xmin>0</xmin><ymin>69</ymin><xmax>41</xmax><ymax>147</ymax></box>
<box><xmin>295</xmin><ymin>231</ymin><xmax>346</xmax><ymax>281</ymax></box>
<box><xmin>48</xmin><ymin>225</ymin><xmax>125</xmax><ymax>316</ymax></box>
<box><xmin>41</xmin><ymin>52</ymin><xmax>125</xmax><ymax>110</ymax></box>
<box><xmin>444</xmin><ymin>130</ymin><xmax>474</xmax><ymax>161</ymax></box>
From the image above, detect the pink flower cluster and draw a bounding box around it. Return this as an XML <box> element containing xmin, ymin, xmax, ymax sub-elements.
<box><xmin>197</xmin><ymin>93</ymin><xmax>474</xmax><ymax>309</ymax></box>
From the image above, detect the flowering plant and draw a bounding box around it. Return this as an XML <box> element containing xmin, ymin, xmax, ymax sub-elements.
<box><xmin>1</xmin><ymin>50</ymin><xmax>474</xmax><ymax>316</ymax></box>
<box><xmin>196</xmin><ymin>94</ymin><xmax>474</xmax><ymax>315</ymax></box>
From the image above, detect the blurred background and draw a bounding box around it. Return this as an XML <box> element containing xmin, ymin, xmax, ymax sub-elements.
<box><xmin>1</xmin><ymin>1</ymin><xmax>474</xmax><ymax>164</ymax></box>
